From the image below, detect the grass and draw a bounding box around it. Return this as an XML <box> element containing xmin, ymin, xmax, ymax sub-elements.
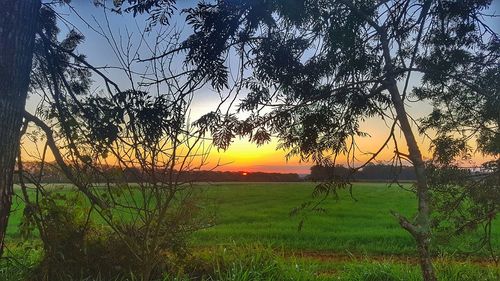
<box><xmin>3</xmin><ymin>242</ymin><xmax>497</xmax><ymax>281</ymax></box>
<box><xmin>3</xmin><ymin>182</ymin><xmax>499</xmax><ymax>280</ymax></box>
<box><xmin>192</xmin><ymin>182</ymin><xmax>499</xmax><ymax>256</ymax></box>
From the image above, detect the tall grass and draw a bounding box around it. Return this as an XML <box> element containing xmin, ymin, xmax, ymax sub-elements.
<box><xmin>1</xmin><ymin>243</ymin><xmax>498</xmax><ymax>280</ymax></box>
<box><xmin>336</xmin><ymin>261</ymin><xmax>499</xmax><ymax>281</ymax></box>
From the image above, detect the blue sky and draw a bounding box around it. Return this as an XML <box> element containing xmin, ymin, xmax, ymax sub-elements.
<box><xmin>24</xmin><ymin>0</ymin><xmax>500</xmax><ymax>174</ymax></box>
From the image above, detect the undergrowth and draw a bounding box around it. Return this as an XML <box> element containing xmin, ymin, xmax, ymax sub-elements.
<box><xmin>1</xmin><ymin>243</ymin><xmax>498</xmax><ymax>281</ymax></box>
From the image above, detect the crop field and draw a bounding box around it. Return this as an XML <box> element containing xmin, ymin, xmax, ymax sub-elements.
<box><xmin>193</xmin><ymin>182</ymin><xmax>495</xmax><ymax>255</ymax></box>
<box><xmin>3</xmin><ymin>182</ymin><xmax>499</xmax><ymax>280</ymax></box>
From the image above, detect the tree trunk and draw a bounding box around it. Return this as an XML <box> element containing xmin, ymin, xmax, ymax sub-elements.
<box><xmin>0</xmin><ymin>0</ymin><xmax>40</xmax><ymax>257</ymax></box>
<box><xmin>387</xmin><ymin>80</ymin><xmax>437</xmax><ymax>281</ymax></box>
<box><xmin>417</xmin><ymin>234</ymin><xmax>437</xmax><ymax>281</ymax></box>
<box><xmin>372</xmin><ymin>18</ymin><xmax>437</xmax><ymax>279</ymax></box>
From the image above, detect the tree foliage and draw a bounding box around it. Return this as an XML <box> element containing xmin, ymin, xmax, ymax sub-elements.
<box><xmin>21</xmin><ymin>4</ymin><xmax>214</xmax><ymax>279</ymax></box>
<box><xmin>178</xmin><ymin>0</ymin><xmax>498</xmax><ymax>163</ymax></box>
<box><xmin>173</xmin><ymin>0</ymin><xmax>499</xmax><ymax>278</ymax></box>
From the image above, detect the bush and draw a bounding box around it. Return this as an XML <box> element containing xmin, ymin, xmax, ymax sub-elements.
<box><xmin>20</xmin><ymin>192</ymin><xmax>189</xmax><ymax>281</ymax></box>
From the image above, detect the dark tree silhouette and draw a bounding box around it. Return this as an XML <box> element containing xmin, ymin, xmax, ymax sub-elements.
<box><xmin>0</xmin><ymin>0</ymin><xmax>41</xmax><ymax>257</ymax></box>
<box><xmin>19</xmin><ymin>5</ymin><xmax>216</xmax><ymax>279</ymax></box>
<box><xmin>309</xmin><ymin>164</ymin><xmax>416</xmax><ymax>181</ymax></box>
<box><xmin>163</xmin><ymin>1</ymin><xmax>498</xmax><ymax>280</ymax></box>
<box><xmin>101</xmin><ymin>0</ymin><xmax>177</xmax><ymax>28</ymax></box>
<box><xmin>421</xmin><ymin>53</ymin><xmax>500</xmax><ymax>263</ymax></box>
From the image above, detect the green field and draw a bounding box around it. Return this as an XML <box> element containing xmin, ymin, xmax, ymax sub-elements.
<box><xmin>195</xmin><ymin>182</ymin><xmax>424</xmax><ymax>255</ymax></box>
<box><xmin>4</xmin><ymin>182</ymin><xmax>499</xmax><ymax>280</ymax></box>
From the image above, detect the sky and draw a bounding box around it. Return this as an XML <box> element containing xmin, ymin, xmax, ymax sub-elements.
<box><xmin>23</xmin><ymin>0</ymin><xmax>500</xmax><ymax>175</ymax></box>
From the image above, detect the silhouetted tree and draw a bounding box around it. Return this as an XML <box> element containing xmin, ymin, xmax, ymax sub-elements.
<box><xmin>0</xmin><ymin>0</ymin><xmax>41</xmax><ymax>257</ymax></box>
<box><xmin>309</xmin><ymin>165</ymin><xmax>350</xmax><ymax>181</ymax></box>
<box><xmin>165</xmin><ymin>1</ymin><xmax>498</xmax><ymax>280</ymax></box>
<box><xmin>421</xmin><ymin>52</ymin><xmax>499</xmax><ymax>263</ymax></box>
<box><xmin>19</xmin><ymin>6</ymin><xmax>217</xmax><ymax>279</ymax></box>
<box><xmin>309</xmin><ymin>164</ymin><xmax>416</xmax><ymax>181</ymax></box>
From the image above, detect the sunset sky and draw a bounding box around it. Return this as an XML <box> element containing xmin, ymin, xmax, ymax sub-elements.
<box><xmin>22</xmin><ymin>0</ymin><xmax>500</xmax><ymax>174</ymax></box>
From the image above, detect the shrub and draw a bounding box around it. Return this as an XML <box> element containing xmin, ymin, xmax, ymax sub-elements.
<box><xmin>21</xmin><ymin>192</ymin><xmax>190</xmax><ymax>281</ymax></box>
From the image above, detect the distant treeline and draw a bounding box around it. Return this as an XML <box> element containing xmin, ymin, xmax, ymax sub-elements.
<box><xmin>16</xmin><ymin>162</ymin><xmax>418</xmax><ymax>183</ymax></box>
<box><xmin>178</xmin><ymin>171</ymin><xmax>301</xmax><ymax>182</ymax></box>
<box><xmin>308</xmin><ymin>164</ymin><xmax>416</xmax><ymax>181</ymax></box>
<box><xmin>15</xmin><ymin>162</ymin><xmax>301</xmax><ymax>183</ymax></box>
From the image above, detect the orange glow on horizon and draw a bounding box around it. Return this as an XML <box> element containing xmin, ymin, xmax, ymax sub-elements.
<box><xmin>19</xmin><ymin>116</ymin><xmax>493</xmax><ymax>175</ymax></box>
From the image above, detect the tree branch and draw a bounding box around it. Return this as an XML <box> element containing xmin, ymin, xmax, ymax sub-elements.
<box><xmin>23</xmin><ymin>111</ymin><xmax>106</xmax><ymax>209</ymax></box>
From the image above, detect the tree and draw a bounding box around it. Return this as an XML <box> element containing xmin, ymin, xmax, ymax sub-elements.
<box><xmin>1</xmin><ymin>1</ymin><xmax>182</xmax><ymax>258</ymax></box>
<box><xmin>18</xmin><ymin>5</ymin><xmax>216</xmax><ymax>279</ymax></box>
<box><xmin>0</xmin><ymin>0</ymin><xmax>41</xmax><ymax>257</ymax></box>
<box><xmin>169</xmin><ymin>1</ymin><xmax>499</xmax><ymax>280</ymax></box>
<box><xmin>420</xmin><ymin>52</ymin><xmax>499</xmax><ymax>263</ymax></box>
<box><xmin>309</xmin><ymin>163</ymin><xmax>416</xmax><ymax>181</ymax></box>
